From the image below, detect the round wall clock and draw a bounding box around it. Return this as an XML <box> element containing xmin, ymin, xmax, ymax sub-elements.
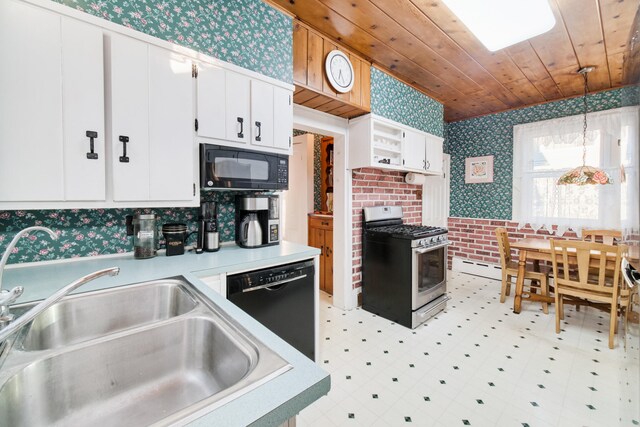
<box><xmin>325</xmin><ymin>50</ymin><xmax>355</xmax><ymax>93</ymax></box>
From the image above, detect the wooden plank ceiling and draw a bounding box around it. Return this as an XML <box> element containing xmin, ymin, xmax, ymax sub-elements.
<box><xmin>266</xmin><ymin>0</ymin><xmax>640</xmax><ymax>121</ymax></box>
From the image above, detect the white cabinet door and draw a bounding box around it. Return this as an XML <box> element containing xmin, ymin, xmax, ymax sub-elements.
<box><xmin>0</xmin><ymin>1</ymin><xmax>64</xmax><ymax>201</ymax></box>
<box><xmin>250</xmin><ymin>79</ymin><xmax>274</xmax><ymax>147</ymax></box>
<box><xmin>196</xmin><ymin>64</ymin><xmax>225</xmax><ymax>140</ymax></box>
<box><xmin>225</xmin><ymin>72</ymin><xmax>250</xmax><ymax>143</ymax></box>
<box><xmin>148</xmin><ymin>46</ymin><xmax>194</xmax><ymax>201</ymax></box>
<box><xmin>273</xmin><ymin>87</ymin><xmax>293</xmax><ymax>151</ymax></box>
<box><xmin>403</xmin><ymin>129</ymin><xmax>426</xmax><ymax>171</ymax></box>
<box><xmin>425</xmin><ymin>135</ymin><xmax>444</xmax><ymax>174</ymax></box>
<box><xmin>109</xmin><ymin>34</ymin><xmax>150</xmax><ymax>201</ymax></box>
<box><xmin>61</xmin><ymin>18</ymin><xmax>105</xmax><ymax>201</ymax></box>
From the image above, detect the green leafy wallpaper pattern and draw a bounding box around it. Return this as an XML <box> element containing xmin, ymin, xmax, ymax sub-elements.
<box><xmin>447</xmin><ymin>86</ymin><xmax>639</xmax><ymax>220</ymax></box>
<box><xmin>293</xmin><ymin>129</ymin><xmax>323</xmax><ymax>212</ymax></box>
<box><xmin>52</xmin><ymin>0</ymin><xmax>293</xmax><ymax>83</ymax></box>
<box><xmin>370</xmin><ymin>67</ymin><xmax>444</xmax><ymax>138</ymax></box>
<box><xmin>0</xmin><ymin>191</ymin><xmax>258</xmax><ymax>264</ymax></box>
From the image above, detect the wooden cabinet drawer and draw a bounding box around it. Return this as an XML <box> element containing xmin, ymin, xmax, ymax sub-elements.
<box><xmin>309</xmin><ymin>215</ymin><xmax>333</xmax><ymax>230</ymax></box>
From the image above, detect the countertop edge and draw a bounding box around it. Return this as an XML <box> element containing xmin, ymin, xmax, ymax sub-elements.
<box><xmin>248</xmin><ymin>376</ymin><xmax>331</xmax><ymax>427</ymax></box>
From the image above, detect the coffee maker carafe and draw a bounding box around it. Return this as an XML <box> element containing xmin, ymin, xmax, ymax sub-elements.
<box><xmin>235</xmin><ymin>195</ymin><xmax>280</xmax><ymax>248</ymax></box>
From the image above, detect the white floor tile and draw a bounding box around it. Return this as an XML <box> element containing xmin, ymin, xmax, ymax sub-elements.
<box><xmin>299</xmin><ymin>272</ymin><xmax>640</xmax><ymax>426</ymax></box>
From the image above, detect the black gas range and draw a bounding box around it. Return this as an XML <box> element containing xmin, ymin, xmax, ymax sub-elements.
<box><xmin>362</xmin><ymin>206</ymin><xmax>449</xmax><ymax>328</ymax></box>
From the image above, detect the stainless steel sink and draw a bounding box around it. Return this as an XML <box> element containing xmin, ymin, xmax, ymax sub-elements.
<box><xmin>18</xmin><ymin>280</ymin><xmax>198</xmax><ymax>351</ymax></box>
<box><xmin>0</xmin><ymin>278</ymin><xmax>291</xmax><ymax>427</ymax></box>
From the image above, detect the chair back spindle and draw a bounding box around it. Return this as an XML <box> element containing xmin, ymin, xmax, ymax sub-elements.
<box><xmin>495</xmin><ymin>228</ymin><xmax>511</xmax><ymax>269</ymax></box>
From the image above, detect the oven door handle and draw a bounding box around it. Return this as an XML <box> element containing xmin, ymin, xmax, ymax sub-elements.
<box><xmin>414</xmin><ymin>241</ymin><xmax>450</xmax><ymax>254</ymax></box>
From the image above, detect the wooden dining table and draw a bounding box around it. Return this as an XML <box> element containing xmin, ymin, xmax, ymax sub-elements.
<box><xmin>509</xmin><ymin>238</ymin><xmax>639</xmax><ymax>314</ymax></box>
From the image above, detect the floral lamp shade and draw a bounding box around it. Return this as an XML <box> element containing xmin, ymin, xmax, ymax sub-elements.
<box><xmin>557</xmin><ymin>165</ymin><xmax>612</xmax><ymax>185</ymax></box>
<box><xmin>556</xmin><ymin>67</ymin><xmax>613</xmax><ymax>187</ymax></box>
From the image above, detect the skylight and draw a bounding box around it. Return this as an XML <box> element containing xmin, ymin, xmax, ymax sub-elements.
<box><xmin>441</xmin><ymin>0</ymin><xmax>556</xmax><ymax>52</ymax></box>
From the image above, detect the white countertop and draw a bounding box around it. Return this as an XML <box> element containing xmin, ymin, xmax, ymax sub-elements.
<box><xmin>2</xmin><ymin>242</ymin><xmax>329</xmax><ymax>427</ymax></box>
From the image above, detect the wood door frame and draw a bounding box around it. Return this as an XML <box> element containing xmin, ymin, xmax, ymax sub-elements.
<box><xmin>293</xmin><ymin>104</ymin><xmax>355</xmax><ymax>310</ymax></box>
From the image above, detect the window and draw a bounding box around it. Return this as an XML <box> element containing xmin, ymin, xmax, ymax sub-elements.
<box><xmin>512</xmin><ymin>106</ymin><xmax>639</xmax><ymax>236</ymax></box>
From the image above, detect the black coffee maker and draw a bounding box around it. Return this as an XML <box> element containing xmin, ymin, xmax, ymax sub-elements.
<box><xmin>197</xmin><ymin>202</ymin><xmax>219</xmax><ymax>253</ymax></box>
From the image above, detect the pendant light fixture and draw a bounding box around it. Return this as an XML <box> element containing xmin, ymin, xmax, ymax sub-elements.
<box><xmin>557</xmin><ymin>67</ymin><xmax>612</xmax><ymax>186</ymax></box>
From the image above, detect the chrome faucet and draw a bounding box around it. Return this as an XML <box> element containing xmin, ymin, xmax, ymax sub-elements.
<box><xmin>0</xmin><ymin>267</ymin><xmax>120</xmax><ymax>344</ymax></box>
<box><xmin>0</xmin><ymin>227</ymin><xmax>58</xmax><ymax>324</ymax></box>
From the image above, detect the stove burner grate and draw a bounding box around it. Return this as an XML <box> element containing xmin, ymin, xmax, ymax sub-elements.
<box><xmin>367</xmin><ymin>224</ymin><xmax>447</xmax><ymax>239</ymax></box>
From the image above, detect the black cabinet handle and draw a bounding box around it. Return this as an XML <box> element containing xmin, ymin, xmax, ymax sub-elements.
<box><xmin>426</xmin><ymin>160</ymin><xmax>431</xmax><ymax>169</ymax></box>
<box><xmin>255</xmin><ymin>121</ymin><xmax>261</xmax><ymax>142</ymax></box>
<box><xmin>119</xmin><ymin>135</ymin><xmax>130</xmax><ymax>163</ymax></box>
<box><xmin>237</xmin><ymin>117</ymin><xmax>244</xmax><ymax>138</ymax></box>
<box><xmin>86</xmin><ymin>131</ymin><xmax>98</xmax><ymax>160</ymax></box>
<box><xmin>423</xmin><ymin>160</ymin><xmax>426</xmax><ymax>169</ymax></box>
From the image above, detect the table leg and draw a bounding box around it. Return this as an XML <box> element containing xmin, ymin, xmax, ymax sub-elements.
<box><xmin>530</xmin><ymin>259</ymin><xmax>540</xmax><ymax>294</ymax></box>
<box><xmin>513</xmin><ymin>249</ymin><xmax>527</xmax><ymax>314</ymax></box>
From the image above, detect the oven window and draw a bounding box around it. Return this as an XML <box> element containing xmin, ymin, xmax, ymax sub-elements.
<box><xmin>214</xmin><ymin>158</ymin><xmax>269</xmax><ymax>181</ymax></box>
<box><xmin>416</xmin><ymin>246</ymin><xmax>445</xmax><ymax>294</ymax></box>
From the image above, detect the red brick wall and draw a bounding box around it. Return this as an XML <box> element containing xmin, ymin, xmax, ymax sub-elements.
<box><xmin>352</xmin><ymin>168</ymin><xmax>423</xmax><ymax>289</ymax></box>
<box><xmin>446</xmin><ymin>217</ymin><xmax>579</xmax><ymax>269</ymax></box>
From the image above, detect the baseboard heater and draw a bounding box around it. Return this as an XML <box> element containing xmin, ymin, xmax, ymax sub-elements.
<box><xmin>452</xmin><ymin>257</ymin><xmax>502</xmax><ymax>280</ymax></box>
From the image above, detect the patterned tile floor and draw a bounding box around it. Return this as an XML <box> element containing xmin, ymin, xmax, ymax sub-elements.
<box><xmin>298</xmin><ymin>271</ymin><xmax>640</xmax><ymax>427</ymax></box>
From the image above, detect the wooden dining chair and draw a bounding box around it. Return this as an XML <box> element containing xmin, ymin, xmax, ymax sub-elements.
<box><xmin>495</xmin><ymin>228</ymin><xmax>550</xmax><ymax>314</ymax></box>
<box><xmin>578</xmin><ymin>229</ymin><xmax>623</xmax><ymax>312</ymax></box>
<box><xmin>550</xmin><ymin>239</ymin><xmax>625</xmax><ymax>349</ymax></box>
<box><xmin>582</xmin><ymin>229</ymin><xmax>622</xmax><ymax>245</ymax></box>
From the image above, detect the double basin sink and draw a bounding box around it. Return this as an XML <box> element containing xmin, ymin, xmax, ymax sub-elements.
<box><xmin>0</xmin><ymin>278</ymin><xmax>291</xmax><ymax>426</ymax></box>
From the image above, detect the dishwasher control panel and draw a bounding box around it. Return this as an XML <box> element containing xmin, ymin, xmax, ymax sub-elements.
<box><xmin>227</xmin><ymin>259</ymin><xmax>314</xmax><ymax>292</ymax></box>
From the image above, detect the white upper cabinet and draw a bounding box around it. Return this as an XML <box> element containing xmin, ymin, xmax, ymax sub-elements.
<box><xmin>273</xmin><ymin>86</ymin><xmax>293</xmax><ymax>151</ymax></box>
<box><xmin>148</xmin><ymin>46</ymin><xmax>194</xmax><ymax>201</ymax></box>
<box><xmin>61</xmin><ymin>18</ymin><xmax>106</xmax><ymax>201</ymax></box>
<box><xmin>225</xmin><ymin>72</ymin><xmax>251</xmax><ymax>144</ymax></box>
<box><xmin>109</xmin><ymin>34</ymin><xmax>150</xmax><ymax>202</ymax></box>
<box><xmin>250</xmin><ymin>79</ymin><xmax>274</xmax><ymax>148</ymax></box>
<box><xmin>109</xmin><ymin>35</ymin><xmax>195</xmax><ymax>203</ymax></box>
<box><xmin>349</xmin><ymin>114</ymin><xmax>443</xmax><ymax>175</ymax></box>
<box><xmin>403</xmin><ymin>129</ymin><xmax>427</xmax><ymax>172</ymax></box>
<box><xmin>0</xmin><ymin>1</ymin><xmax>64</xmax><ymax>202</ymax></box>
<box><xmin>196</xmin><ymin>65</ymin><xmax>293</xmax><ymax>154</ymax></box>
<box><xmin>196</xmin><ymin>64</ymin><xmax>226</xmax><ymax>140</ymax></box>
<box><xmin>425</xmin><ymin>134</ymin><xmax>444</xmax><ymax>175</ymax></box>
<box><xmin>0</xmin><ymin>2</ymin><xmax>106</xmax><ymax>204</ymax></box>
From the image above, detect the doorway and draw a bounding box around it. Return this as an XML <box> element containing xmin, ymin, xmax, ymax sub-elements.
<box><xmin>283</xmin><ymin>131</ymin><xmax>335</xmax><ymax>296</ymax></box>
<box><xmin>288</xmin><ymin>104</ymin><xmax>353</xmax><ymax>310</ymax></box>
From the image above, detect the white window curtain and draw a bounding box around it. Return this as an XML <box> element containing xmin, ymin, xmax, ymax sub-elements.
<box><xmin>512</xmin><ymin>106</ymin><xmax>639</xmax><ymax>237</ymax></box>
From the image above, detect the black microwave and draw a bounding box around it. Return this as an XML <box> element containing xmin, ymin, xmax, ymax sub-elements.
<box><xmin>200</xmin><ymin>144</ymin><xmax>288</xmax><ymax>190</ymax></box>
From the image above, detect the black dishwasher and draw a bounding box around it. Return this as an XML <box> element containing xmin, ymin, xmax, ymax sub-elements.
<box><xmin>227</xmin><ymin>259</ymin><xmax>315</xmax><ymax>360</ymax></box>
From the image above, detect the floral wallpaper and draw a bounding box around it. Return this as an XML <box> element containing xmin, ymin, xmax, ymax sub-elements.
<box><xmin>52</xmin><ymin>0</ymin><xmax>293</xmax><ymax>83</ymax></box>
<box><xmin>293</xmin><ymin>129</ymin><xmax>323</xmax><ymax>212</ymax></box>
<box><xmin>370</xmin><ymin>67</ymin><xmax>444</xmax><ymax>138</ymax></box>
<box><xmin>0</xmin><ymin>191</ymin><xmax>258</xmax><ymax>264</ymax></box>
<box><xmin>447</xmin><ymin>86</ymin><xmax>639</xmax><ymax>219</ymax></box>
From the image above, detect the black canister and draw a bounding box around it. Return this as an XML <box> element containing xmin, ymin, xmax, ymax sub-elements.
<box><xmin>162</xmin><ymin>223</ymin><xmax>190</xmax><ymax>256</ymax></box>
